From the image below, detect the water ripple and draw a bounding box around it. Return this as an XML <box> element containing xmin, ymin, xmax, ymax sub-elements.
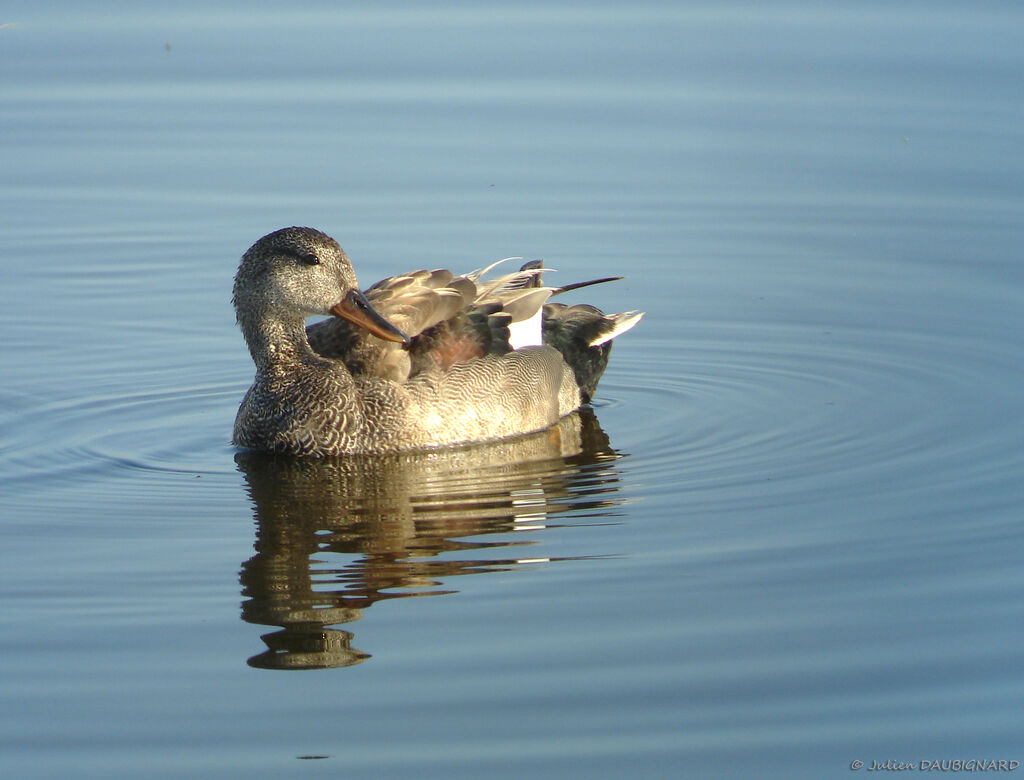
<box><xmin>3</xmin><ymin>309</ymin><xmax>1019</xmax><ymax>534</ymax></box>
<box><xmin>0</xmin><ymin>381</ymin><xmax>242</xmax><ymax>494</ymax></box>
<box><xmin>601</xmin><ymin>320</ymin><xmax>1022</xmax><ymax>514</ymax></box>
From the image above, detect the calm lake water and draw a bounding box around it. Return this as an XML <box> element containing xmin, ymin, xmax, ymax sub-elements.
<box><xmin>3</xmin><ymin>3</ymin><xmax>1023</xmax><ymax>778</ymax></box>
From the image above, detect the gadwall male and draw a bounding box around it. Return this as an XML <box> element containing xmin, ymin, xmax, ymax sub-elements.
<box><xmin>233</xmin><ymin>226</ymin><xmax>642</xmax><ymax>456</ymax></box>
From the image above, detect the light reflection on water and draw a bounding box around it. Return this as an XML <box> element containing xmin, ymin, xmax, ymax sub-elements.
<box><xmin>1</xmin><ymin>2</ymin><xmax>1023</xmax><ymax>778</ymax></box>
<box><xmin>236</xmin><ymin>411</ymin><xmax>626</xmax><ymax>670</ymax></box>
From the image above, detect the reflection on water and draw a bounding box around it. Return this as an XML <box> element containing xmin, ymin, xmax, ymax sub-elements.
<box><xmin>236</xmin><ymin>409</ymin><xmax>625</xmax><ymax>670</ymax></box>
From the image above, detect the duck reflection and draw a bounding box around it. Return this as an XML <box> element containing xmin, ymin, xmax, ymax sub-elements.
<box><xmin>236</xmin><ymin>408</ymin><xmax>626</xmax><ymax>670</ymax></box>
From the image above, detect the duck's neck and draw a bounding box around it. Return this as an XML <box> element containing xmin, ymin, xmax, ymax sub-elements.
<box><xmin>239</xmin><ymin>306</ymin><xmax>324</xmax><ymax>375</ymax></box>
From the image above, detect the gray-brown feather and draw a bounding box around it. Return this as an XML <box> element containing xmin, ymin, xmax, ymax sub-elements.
<box><xmin>232</xmin><ymin>227</ymin><xmax>638</xmax><ymax>456</ymax></box>
<box><xmin>234</xmin><ymin>347</ymin><xmax>578</xmax><ymax>456</ymax></box>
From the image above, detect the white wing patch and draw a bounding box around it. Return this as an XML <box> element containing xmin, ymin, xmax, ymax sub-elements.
<box><xmin>508</xmin><ymin>307</ymin><xmax>544</xmax><ymax>350</ymax></box>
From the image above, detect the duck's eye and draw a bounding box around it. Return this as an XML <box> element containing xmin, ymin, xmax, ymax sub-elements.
<box><xmin>299</xmin><ymin>252</ymin><xmax>320</xmax><ymax>266</ymax></box>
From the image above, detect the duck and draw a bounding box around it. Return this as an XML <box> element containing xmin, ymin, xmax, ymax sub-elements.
<box><xmin>232</xmin><ymin>226</ymin><xmax>642</xmax><ymax>456</ymax></box>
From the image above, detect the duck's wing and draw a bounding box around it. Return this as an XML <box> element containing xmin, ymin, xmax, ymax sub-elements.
<box><xmin>307</xmin><ymin>263</ymin><xmax>554</xmax><ymax>381</ymax></box>
<box><xmin>307</xmin><ymin>260</ymin><xmax>639</xmax><ymax>391</ymax></box>
<box><xmin>478</xmin><ymin>259</ymin><xmax>626</xmax><ymax>350</ymax></box>
<box><xmin>307</xmin><ymin>269</ymin><xmax>476</xmax><ymax>381</ymax></box>
<box><xmin>362</xmin><ymin>269</ymin><xmax>473</xmax><ymax>338</ymax></box>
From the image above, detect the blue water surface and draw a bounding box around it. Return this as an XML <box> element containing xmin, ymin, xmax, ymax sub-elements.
<box><xmin>2</xmin><ymin>2</ymin><xmax>1023</xmax><ymax>778</ymax></box>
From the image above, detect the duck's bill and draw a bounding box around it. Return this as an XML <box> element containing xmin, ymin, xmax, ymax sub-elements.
<box><xmin>330</xmin><ymin>290</ymin><xmax>410</xmax><ymax>345</ymax></box>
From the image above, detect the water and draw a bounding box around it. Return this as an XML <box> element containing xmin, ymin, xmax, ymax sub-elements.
<box><xmin>2</xmin><ymin>3</ymin><xmax>1023</xmax><ymax>777</ymax></box>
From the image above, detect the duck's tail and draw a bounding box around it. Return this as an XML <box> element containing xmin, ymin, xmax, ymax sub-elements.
<box><xmin>542</xmin><ymin>304</ymin><xmax>644</xmax><ymax>402</ymax></box>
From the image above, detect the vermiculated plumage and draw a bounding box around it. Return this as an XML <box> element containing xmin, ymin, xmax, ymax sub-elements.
<box><xmin>233</xmin><ymin>227</ymin><xmax>642</xmax><ymax>456</ymax></box>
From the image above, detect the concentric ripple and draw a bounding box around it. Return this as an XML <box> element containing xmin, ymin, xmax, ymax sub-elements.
<box><xmin>4</xmin><ymin>308</ymin><xmax>1020</xmax><ymax>533</ymax></box>
<box><xmin>600</xmin><ymin>318</ymin><xmax>1023</xmax><ymax>517</ymax></box>
<box><xmin>0</xmin><ymin>374</ymin><xmax>244</xmax><ymax>516</ymax></box>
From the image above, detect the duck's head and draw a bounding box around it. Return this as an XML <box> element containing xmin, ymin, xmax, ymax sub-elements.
<box><xmin>233</xmin><ymin>226</ymin><xmax>409</xmax><ymax>344</ymax></box>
